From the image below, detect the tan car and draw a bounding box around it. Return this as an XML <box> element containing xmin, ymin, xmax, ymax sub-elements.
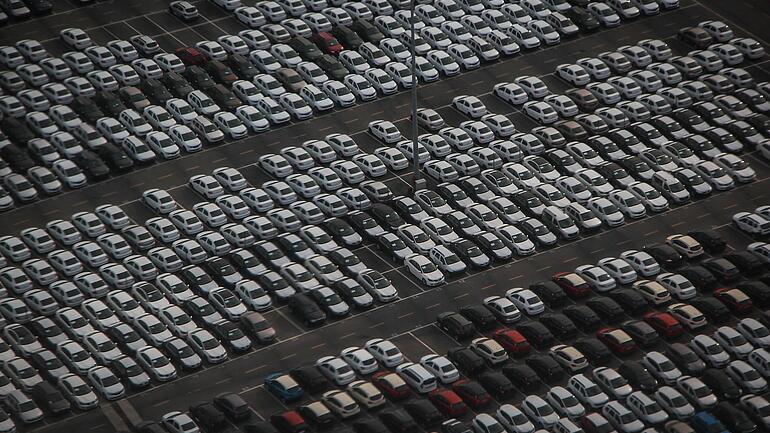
<box><xmin>276</xmin><ymin>68</ymin><xmax>307</xmax><ymax>93</ymax></box>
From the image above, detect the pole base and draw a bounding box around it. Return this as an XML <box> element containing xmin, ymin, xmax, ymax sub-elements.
<box><xmin>411</xmin><ymin>178</ymin><xmax>427</xmax><ymax>195</ymax></box>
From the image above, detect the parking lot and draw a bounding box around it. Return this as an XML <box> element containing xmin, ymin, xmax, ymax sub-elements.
<box><xmin>1</xmin><ymin>0</ymin><xmax>770</xmax><ymax>432</ymax></box>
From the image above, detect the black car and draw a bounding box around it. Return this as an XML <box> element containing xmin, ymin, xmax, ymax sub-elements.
<box><xmin>447</xmin><ymin>347</ymin><xmax>486</xmax><ymax>376</ymax></box>
<box><xmin>352</xmin><ymin>419</ymin><xmax>389</xmax><ymax>433</ymax></box>
<box><xmin>724</xmin><ymin>252</ymin><xmax>765</xmax><ymax>276</ymax></box>
<box><xmin>287</xmin><ymin>37</ymin><xmax>323</xmax><ymax>62</ymax></box>
<box><xmin>525</xmin><ymin>355</ymin><xmax>564</xmax><ymax>384</ymax></box>
<box><xmin>348</xmin><ymin>211</ymin><xmax>383</xmax><ymax>239</ymax></box>
<box><xmin>586</xmin><ymin>297</ymin><xmax>625</xmax><ymax>323</ymax></box>
<box><xmin>322</xmin><ymin>218</ymin><xmax>362</xmax><ymax>246</ymax></box>
<box><xmin>565</xmin><ymin>6</ymin><xmax>600</xmax><ymax>31</ymax></box>
<box><xmin>290</xmin><ymin>366</ymin><xmax>329</xmax><ymax>394</ymax></box>
<box><xmin>213</xmin><ymin>392</ymin><xmax>250</xmax><ymax>420</ymax></box>
<box><xmin>288</xmin><ymin>292</ymin><xmax>326</xmax><ymax>326</ymax></box>
<box><xmin>478</xmin><ymin>371</ymin><xmax>516</xmax><ymax>399</ymax></box>
<box><xmin>618</xmin><ymin>361</ymin><xmax>657</xmax><ymax>393</ymax></box>
<box><xmin>333</xmin><ymin>279</ymin><xmax>373</xmax><ymax>309</ymax></box>
<box><xmin>747</xmin><ymin>113</ymin><xmax>770</xmax><ymax>135</ymax></box>
<box><xmin>701</xmin><ymin>368</ymin><xmax>741</xmax><ymax>400</ymax></box>
<box><xmin>275</xmin><ymin>234</ymin><xmax>312</xmax><ymax>262</ymax></box>
<box><xmin>403</xmin><ymin>400</ymin><xmax>442</xmax><ymax>427</ymax></box>
<box><xmin>135</xmin><ymin>421</ymin><xmax>166</xmax><ymax>433</ymax></box>
<box><xmin>629</xmin><ymin>122</ymin><xmax>664</xmax><ymax>147</ymax></box>
<box><xmin>502</xmin><ymin>363</ymin><xmax>542</xmax><ymax>392</ymax></box>
<box><xmin>595</xmin><ymin>162</ymin><xmax>632</xmax><ymax>188</ymax></box>
<box><xmin>459</xmin><ymin>305</ymin><xmax>496</xmax><ymax>330</ymax></box>
<box><xmin>0</xmin><ymin>144</ymin><xmax>34</xmax><ymax>171</ymax></box>
<box><xmin>252</xmin><ymin>240</ymin><xmax>289</xmax><ymax>268</ymax></box>
<box><xmin>204</xmin><ymin>60</ymin><xmax>238</xmax><ymax>86</ymax></box>
<box><xmin>679</xmin><ymin>266</ymin><xmax>718</xmax><ymax>291</ymax></box>
<box><xmin>738</xmin><ymin>280</ymin><xmax>770</xmax><ymax>307</ymax></box>
<box><xmin>528</xmin><ymin>281</ymin><xmax>567</xmax><ymax>307</ymax></box>
<box><xmin>665</xmin><ymin>343</ymin><xmax>705</xmax><ymax>375</ymax></box>
<box><xmin>0</xmin><ymin>117</ymin><xmax>33</xmax><ymax>145</ymax></box>
<box><xmin>328</xmin><ymin>248</ymin><xmax>364</xmax><ymax>277</ymax></box>
<box><xmin>370</xmin><ymin>203</ymin><xmax>404</xmax><ymax>230</ymax></box>
<box><xmin>712</xmin><ymin>402</ymin><xmax>756</xmax><ymax>433</ymax></box>
<box><xmin>316</xmin><ymin>54</ymin><xmax>347</xmax><ymax>80</ymax></box>
<box><xmin>351</xmin><ymin>19</ymin><xmax>385</xmax><ymax>44</ymax></box>
<box><xmin>309</xmin><ymin>288</ymin><xmax>349</xmax><ymax>317</ymax></box>
<box><xmin>29</xmin><ymin>349</ymin><xmax>67</xmax><ymax>381</ymax></box>
<box><xmin>182</xmin><ymin>65</ymin><xmax>216</xmax><ymax>90</ymax></box>
<box><xmin>112</xmin><ymin>356</ymin><xmax>150</xmax><ymax>389</ymax></box>
<box><xmin>690</xmin><ymin>298</ymin><xmax>730</xmax><ymax>323</ymax></box>
<box><xmin>436</xmin><ymin>184</ymin><xmax>472</xmax><ymax>209</ymax></box>
<box><xmin>702</xmin><ymin>257</ymin><xmax>740</xmax><ymax>281</ymax></box>
<box><xmin>331</xmin><ymin>26</ymin><xmax>363</xmax><ymax>50</ymax></box>
<box><xmin>190</xmin><ymin>402</ymin><xmax>227</xmax><ymax>432</ymax></box>
<box><xmin>95</xmin><ymin>143</ymin><xmax>134</xmax><ymax>171</ymax></box>
<box><xmin>23</xmin><ymin>0</ymin><xmax>52</xmax><ymax>14</ymax></box>
<box><xmin>179</xmin><ymin>264</ymin><xmax>215</xmax><ymax>293</ymax></box>
<box><xmin>573</xmin><ymin>338</ymin><xmax>612</xmax><ymax>365</ymax></box>
<box><xmin>458</xmin><ymin>177</ymin><xmax>494</xmax><ymax>202</ymax></box>
<box><xmin>227</xmin><ymin>54</ymin><xmax>258</xmax><ymax>80</ymax></box>
<box><xmin>94</xmin><ymin>90</ymin><xmax>127</xmax><ymax>117</ymax></box>
<box><xmin>298</xmin><ymin>402</ymin><xmax>337</xmax><ymax>429</ymax></box>
<box><xmin>617</xmin><ymin>155</ymin><xmax>652</xmax><ymax>180</ymax></box>
<box><xmin>540</xmin><ymin>313</ymin><xmax>577</xmax><ymax>340</ymax></box>
<box><xmin>621</xmin><ymin>320</ymin><xmax>658</xmax><ymax>347</ymax></box>
<box><xmin>73</xmin><ymin>150</ymin><xmax>110</xmax><ymax>180</ymax></box>
<box><xmin>516</xmin><ymin>322</ymin><xmax>554</xmax><ymax>349</ymax></box>
<box><xmin>643</xmin><ymin>243</ymin><xmax>683</xmax><ymax>269</ymax></box>
<box><xmin>31</xmin><ymin>382</ymin><xmax>70</xmax><ymax>414</ymax></box>
<box><xmin>160</xmin><ymin>72</ymin><xmax>194</xmax><ymax>98</ymax></box>
<box><xmin>379</xmin><ymin>408</ymin><xmax>418</xmax><ymax>433</ymax></box>
<box><xmin>208</xmin><ymin>84</ymin><xmax>240</xmax><ymax>111</ymax></box>
<box><xmin>203</xmin><ymin>257</ymin><xmax>241</xmax><ymax>288</ymax></box>
<box><xmin>436</xmin><ymin>312</ymin><xmax>475</xmax><ymax>340</ymax></box>
<box><xmin>650</xmin><ymin>116</ymin><xmax>688</xmax><ymax>141</ymax></box>
<box><xmin>512</xmin><ymin>191</ymin><xmax>544</xmax><ymax>217</ymax></box>
<box><xmin>607</xmin><ymin>129</ymin><xmax>642</xmax><ymax>152</ymax></box>
<box><xmin>140</xmin><ymin>78</ymin><xmax>173</xmax><ymax>104</ymax></box>
<box><xmin>609</xmin><ymin>289</ymin><xmax>649</xmax><ymax>315</ymax></box>
<box><xmin>682</xmin><ymin>134</ymin><xmax>718</xmax><ymax>158</ymax></box>
<box><xmin>71</xmin><ymin>96</ymin><xmax>104</xmax><ymax>123</ymax></box>
<box><xmin>376</xmin><ymin>233</ymin><xmax>409</xmax><ymax>262</ymax></box>
<box><xmin>211</xmin><ymin>320</ymin><xmax>252</xmax><ymax>352</ymax></box>
<box><xmin>107</xmin><ymin>323</ymin><xmax>145</xmax><ymax>354</ymax></box>
<box><xmin>450</xmin><ymin>239</ymin><xmax>490</xmax><ymax>269</ymax></box>
<box><xmin>677</xmin><ymin>26</ymin><xmax>714</xmax><ymax>48</ymax></box>
<box><xmin>228</xmin><ymin>249</ymin><xmax>268</xmax><ymax>279</ymax></box>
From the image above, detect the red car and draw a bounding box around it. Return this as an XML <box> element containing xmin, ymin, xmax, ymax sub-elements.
<box><xmin>311</xmin><ymin>32</ymin><xmax>343</xmax><ymax>55</ymax></box>
<box><xmin>372</xmin><ymin>371</ymin><xmax>411</xmax><ymax>400</ymax></box>
<box><xmin>596</xmin><ymin>327</ymin><xmax>637</xmax><ymax>355</ymax></box>
<box><xmin>714</xmin><ymin>287</ymin><xmax>753</xmax><ymax>314</ymax></box>
<box><xmin>428</xmin><ymin>389</ymin><xmax>467</xmax><ymax>417</ymax></box>
<box><xmin>175</xmin><ymin>47</ymin><xmax>208</xmax><ymax>66</ymax></box>
<box><xmin>643</xmin><ymin>311</ymin><xmax>684</xmax><ymax>338</ymax></box>
<box><xmin>552</xmin><ymin>272</ymin><xmax>592</xmax><ymax>298</ymax></box>
<box><xmin>452</xmin><ymin>380</ymin><xmax>491</xmax><ymax>409</ymax></box>
<box><xmin>492</xmin><ymin>328</ymin><xmax>531</xmax><ymax>355</ymax></box>
<box><xmin>270</xmin><ymin>410</ymin><xmax>308</xmax><ymax>433</ymax></box>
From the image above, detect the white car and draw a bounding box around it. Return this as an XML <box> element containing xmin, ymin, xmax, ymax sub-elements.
<box><xmin>656</xmin><ymin>273</ymin><xmax>696</xmax><ymax>300</ymax></box>
<box><xmin>316</xmin><ymin>355</ymin><xmax>356</xmax><ymax>385</ymax></box>
<box><xmin>365</xmin><ymin>338</ymin><xmax>404</xmax><ymax>367</ymax></box>
<box><xmin>505</xmin><ymin>287</ymin><xmax>545</xmax><ymax>315</ymax></box>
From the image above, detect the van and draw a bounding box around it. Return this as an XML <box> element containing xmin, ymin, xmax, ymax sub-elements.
<box><xmin>542</xmin><ymin>205</ymin><xmax>579</xmax><ymax>239</ymax></box>
<box><xmin>651</xmin><ymin>172</ymin><xmax>691</xmax><ymax>203</ymax></box>
<box><xmin>748</xmin><ymin>348</ymin><xmax>770</xmax><ymax>377</ymax></box>
<box><xmin>395</xmin><ymin>363</ymin><xmax>437</xmax><ymax>393</ymax></box>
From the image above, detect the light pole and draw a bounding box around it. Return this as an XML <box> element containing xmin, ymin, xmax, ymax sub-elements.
<box><xmin>409</xmin><ymin>0</ymin><xmax>424</xmax><ymax>193</ymax></box>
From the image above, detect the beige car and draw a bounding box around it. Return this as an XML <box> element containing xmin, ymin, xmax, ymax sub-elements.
<box><xmin>665</xmin><ymin>234</ymin><xmax>704</xmax><ymax>259</ymax></box>
<box><xmin>347</xmin><ymin>380</ymin><xmax>386</xmax><ymax>408</ymax></box>
<box><xmin>322</xmin><ymin>390</ymin><xmax>360</xmax><ymax>418</ymax></box>
<box><xmin>276</xmin><ymin>68</ymin><xmax>307</xmax><ymax>93</ymax></box>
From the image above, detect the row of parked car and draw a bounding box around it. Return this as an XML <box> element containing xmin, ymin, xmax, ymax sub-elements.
<box><xmin>138</xmin><ymin>227</ymin><xmax>770</xmax><ymax>433</ymax></box>
<box><xmin>0</xmin><ymin>0</ymin><xmax>677</xmax><ymax>211</ymax></box>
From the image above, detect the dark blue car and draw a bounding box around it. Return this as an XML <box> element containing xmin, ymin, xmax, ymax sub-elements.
<box><xmin>264</xmin><ymin>373</ymin><xmax>304</xmax><ymax>403</ymax></box>
<box><xmin>692</xmin><ymin>411</ymin><xmax>729</xmax><ymax>433</ymax></box>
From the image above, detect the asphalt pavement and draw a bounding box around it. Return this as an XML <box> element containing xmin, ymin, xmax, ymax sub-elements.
<box><xmin>6</xmin><ymin>0</ymin><xmax>770</xmax><ymax>432</ymax></box>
